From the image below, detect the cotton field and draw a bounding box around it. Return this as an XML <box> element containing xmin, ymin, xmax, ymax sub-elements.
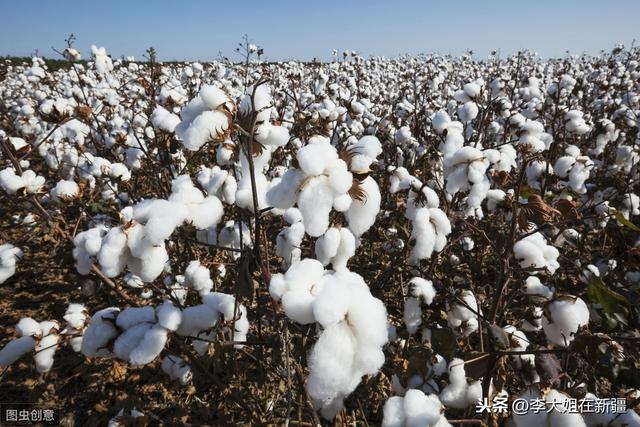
<box><xmin>1</xmin><ymin>41</ymin><xmax>640</xmax><ymax>426</ymax></box>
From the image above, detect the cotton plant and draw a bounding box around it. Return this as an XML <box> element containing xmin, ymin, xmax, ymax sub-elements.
<box><xmin>269</xmin><ymin>259</ymin><xmax>388</xmax><ymax>418</ymax></box>
<box><xmin>73</xmin><ymin>174</ymin><xmax>225</xmax><ymax>283</ymax></box>
<box><xmin>267</xmin><ymin>134</ymin><xmax>382</xmax><ymax>238</ymax></box>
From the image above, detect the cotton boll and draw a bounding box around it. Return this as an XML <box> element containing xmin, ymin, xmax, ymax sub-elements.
<box><xmin>523</xmin><ymin>276</ymin><xmax>553</xmax><ymax>299</ymax></box>
<box><xmin>409</xmin><ymin>277</ymin><xmax>436</xmax><ymax>304</ymax></box>
<box><xmin>404</xmin><ymin>389</ymin><xmax>443</xmax><ymax>427</ymax></box>
<box><xmin>513</xmin><ymin>233</ymin><xmax>559</xmax><ymax>274</ymax></box>
<box><xmin>97</xmin><ymin>227</ymin><xmax>128</xmax><ymax>277</ymax></box>
<box><xmin>175</xmin><ymin>304</ymin><xmax>218</xmax><ymax>336</ymax></box>
<box><xmin>184</xmin><ymin>260</ymin><xmax>213</xmax><ymax>296</ymax></box>
<box><xmin>189</xmin><ymin>196</ymin><xmax>224</xmax><ymax>230</ymax></box>
<box><xmin>0</xmin><ymin>336</ymin><xmax>37</xmax><ymax>368</ymax></box>
<box><xmin>156</xmin><ymin>301</ymin><xmax>182</xmax><ymax>331</ymax></box>
<box><xmin>297</xmin><ymin>138</ymin><xmax>337</xmax><ymax>176</ymax></box>
<box><xmin>0</xmin><ymin>168</ymin><xmax>24</xmax><ymax>194</ymax></box>
<box><xmin>51</xmin><ymin>179</ymin><xmax>79</xmax><ymax>201</ymax></box>
<box><xmin>307</xmin><ymin>321</ymin><xmax>357</xmax><ymax>417</ymax></box>
<box><xmin>282</xmin><ymin>289</ymin><xmax>319</xmax><ymax>325</ymax></box>
<box><xmin>313</xmin><ymin>276</ymin><xmax>351</xmax><ymax>327</ymax></box>
<box><xmin>346</xmin><ymin>176</ymin><xmax>381</xmax><ymax>237</ymax></box>
<box><xmin>81</xmin><ymin>307</ymin><xmax>120</xmax><ymax>357</ymax></box>
<box><xmin>113</xmin><ymin>322</ymin><xmax>152</xmax><ymax>360</ymax></box>
<box><xmin>116</xmin><ymin>306</ymin><xmax>156</xmax><ymax>330</ymax></box>
<box><xmin>0</xmin><ymin>244</ymin><xmax>22</xmax><ymax>284</ymax></box>
<box><xmin>16</xmin><ymin>317</ymin><xmax>42</xmax><ymax>337</ymax></box>
<box><xmin>439</xmin><ymin>358</ymin><xmax>480</xmax><ymax>409</ymax></box>
<box><xmin>382</xmin><ymin>396</ymin><xmax>407</xmax><ymax>427</ymax></box>
<box><xmin>315</xmin><ymin>227</ymin><xmax>341</xmax><ymax>266</ymax></box>
<box><xmin>542</xmin><ymin>296</ymin><xmax>589</xmax><ymax>347</ymax></box>
<box><xmin>161</xmin><ymin>355</ymin><xmax>192</xmax><ymax>385</ymax></box>
<box><xmin>199</xmin><ymin>85</ymin><xmax>230</xmax><ymax>110</ymax></box>
<box><xmin>546</xmin><ymin>389</ymin><xmax>587</xmax><ymax>426</ymax></box>
<box><xmin>151</xmin><ymin>106</ymin><xmax>180</xmax><ymax>133</ymax></box>
<box><xmin>447</xmin><ymin>291</ymin><xmax>480</xmax><ymax>336</ymax></box>
<box><xmin>128</xmin><ymin>324</ymin><xmax>168</xmax><ymax>365</ymax></box>
<box><xmin>298</xmin><ymin>175</ymin><xmax>334</xmax><ymax>237</ymax></box>
<box><xmin>276</xmin><ymin>222</ymin><xmax>305</xmax><ymax>268</ymax></box>
<box><xmin>266</xmin><ymin>168</ymin><xmax>305</xmax><ymax>209</ymax></box>
<box><xmin>63</xmin><ymin>303</ymin><xmax>87</xmax><ymax>330</ymax></box>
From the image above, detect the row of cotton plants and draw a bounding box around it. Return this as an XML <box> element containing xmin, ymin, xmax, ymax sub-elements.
<box><xmin>0</xmin><ymin>42</ymin><xmax>639</xmax><ymax>425</ymax></box>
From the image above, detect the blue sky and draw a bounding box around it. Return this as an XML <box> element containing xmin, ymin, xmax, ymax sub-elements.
<box><xmin>1</xmin><ymin>0</ymin><xmax>638</xmax><ymax>61</ymax></box>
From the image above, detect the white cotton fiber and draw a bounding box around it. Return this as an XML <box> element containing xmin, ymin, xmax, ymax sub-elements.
<box><xmin>128</xmin><ymin>324</ymin><xmax>168</xmax><ymax>365</ymax></box>
<box><xmin>542</xmin><ymin>296</ymin><xmax>589</xmax><ymax>347</ymax></box>
<box><xmin>156</xmin><ymin>301</ymin><xmax>182</xmax><ymax>331</ymax></box>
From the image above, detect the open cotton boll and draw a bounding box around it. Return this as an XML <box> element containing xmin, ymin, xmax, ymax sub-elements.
<box><xmin>184</xmin><ymin>260</ymin><xmax>213</xmax><ymax>296</ymax></box>
<box><xmin>255</xmin><ymin>123</ymin><xmax>290</xmax><ymax>147</ymax></box>
<box><xmin>296</xmin><ymin>138</ymin><xmax>338</xmax><ymax>177</ymax></box>
<box><xmin>523</xmin><ymin>276</ymin><xmax>554</xmax><ymax>299</ymax></box>
<box><xmin>404</xmin><ymin>297</ymin><xmax>423</xmax><ymax>334</ymax></box>
<box><xmin>312</xmin><ymin>275</ymin><xmax>351</xmax><ymax>328</ymax></box>
<box><xmin>513</xmin><ymin>232</ymin><xmax>559</xmax><ymax>274</ymax></box>
<box><xmin>389</xmin><ymin>167</ymin><xmax>422</xmax><ymax>193</ymax></box>
<box><xmin>0</xmin><ymin>336</ymin><xmax>37</xmax><ymax>368</ymax></box>
<box><xmin>307</xmin><ymin>321</ymin><xmax>357</xmax><ymax>418</ymax></box>
<box><xmin>64</xmin><ymin>303</ymin><xmax>87</xmax><ymax>330</ymax></box>
<box><xmin>0</xmin><ymin>168</ymin><xmax>24</xmax><ymax>194</ymax></box>
<box><xmin>276</xmin><ymin>222</ymin><xmax>305</xmax><ymax>268</ymax></box>
<box><xmin>447</xmin><ymin>290</ymin><xmax>480</xmax><ymax>336</ymax></box>
<box><xmin>0</xmin><ymin>243</ymin><xmax>23</xmax><ymax>284</ymax></box>
<box><xmin>19</xmin><ymin>170</ymin><xmax>45</xmax><ymax>194</ymax></box>
<box><xmin>113</xmin><ymin>322</ymin><xmax>152</xmax><ymax>360</ymax></box>
<box><xmin>298</xmin><ymin>175</ymin><xmax>334</xmax><ymax>237</ymax></box>
<box><xmin>266</xmin><ymin>168</ymin><xmax>304</xmax><ymax>209</ymax></box>
<box><xmin>439</xmin><ymin>358</ymin><xmax>482</xmax><ymax>409</ymax></box>
<box><xmin>116</xmin><ymin>306</ymin><xmax>156</xmax><ymax>330</ymax></box>
<box><xmin>16</xmin><ymin>317</ymin><xmax>42</xmax><ymax>337</ymax></box>
<box><xmin>151</xmin><ymin>106</ymin><xmax>180</xmax><ymax>133</ymax></box>
<box><xmin>346</xmin><ymin>176</ymin><xmax>381</xmax><ymax>238</ymax></box>
<box><xmin>199</xmin><ymin>85</ymin><xmax>230</xmax><ymax>110</ymax></box>
<box><xmin>97</xmin><ymin>227</ymin><xmax>128</xmax><ymax>277</ymax></box>
<box><xmin>176</xmin><ymin>110</ymin><xmax>230</xmax><ymax>151</ymax></box>
<box><xmin>51</xmin><ymin>179</ymin><xmax>79</xmax><ymax>201</ymax></box>
<box><xmin>542</xmin><ymin>296</ymin><xmax>589</xmax><ymax>347</ymax></box>
<box><xmin>404</xmin><ymin>389</ymin><xmax>445</xmax><ymax>427</ymax></box>
<box><xmin>81</xmin><ymin>307</ymin><xmax>120</xmax><ymax>357</ymax></box>
<box><xmin>409</xmin><ymin>277</ymin><xmax>436</xmax><ymax>304</ymax></box>
<box><xmin>382</xmin><ymin>396</ymin><xmax>407</xmax><ymax>427</ymax></box>
<box><xmin>175</xmin><ymin>304</ymin><xmax>217</xmax><ymax>336</ymax></box>
<box><xmin>188</xmin><ymin>196</ymin><xmax>224</xmax><ymax>230</ymax></box>
<box><xmin>431</xmin><ymin>111</ymin><xmax>452</xmax><ymax>133</ymax></box>
<box><xmin>161</xmin><ymin>355</ymin><xmax>192</xmax><ymax>385</ymax></box>
<box><xmin>156</xmin><ymin>301</ymin><xmax>182</xmax><ymax>331</ymax></box>
<box><xmin>128</xmin><ymin>324</ymin><xmax>168</xmax><ymax>365</ymax></box>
